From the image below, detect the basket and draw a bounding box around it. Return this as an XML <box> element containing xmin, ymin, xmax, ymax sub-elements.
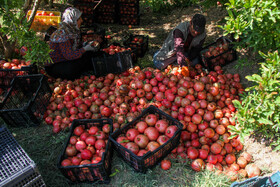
<box><xmin>231</xmin><ymin>171</ymin><xmax>280</xmax><ymax>187</ymax></box>
<box><xmin>91</xmin><ymin>49</ymin><xmax>133</xmax><ymax>77</ymax></box>
<box><xmin>0</xmin><ymin>127</ymin><xmax>46</xmax><ymax>187</ymax></box>
<box><xmin>109</xmin><ymin>105</ymin><xmax>183</xmax><ymax>173</ymax></box>
<box><xmin>123</xmin><ymin>34</ymin><xmax>149</xmax><ymax>57</ymax></box>
<box><xmin>57</xmin><ymin>119</ymin><xmax>113</xmax><ymax>184</ymax></box>
<box><xmin>0</xmin><ymin>74</ymin><xmax>52</xmax><ymax>127</ymax></box>
<box><xmin>28</xmin><ymin>10</ymin><xmax>61</xmax><ymax>32</ymax></box>
<box><xmin>200</xmin><ymin>36</ymin><xmax>237</xmax><ymax>71</ymax></box>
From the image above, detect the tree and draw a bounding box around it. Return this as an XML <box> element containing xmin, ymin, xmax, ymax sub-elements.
<box><xmin>0</xmin><ymin>0</ymin><xmax>52</xmax><ymax>65</ymax></box>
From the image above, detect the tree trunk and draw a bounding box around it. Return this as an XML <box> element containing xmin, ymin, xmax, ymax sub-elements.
<box><xmin>27</xmin><ymin>0</ymin><xmax>42</xmax><ymax>29</ymax></box>
<box><xmin>0</xmin><ymin>34</ymin><xmax>15</xmax><ymax>60</ymax></box>
<box><xmin>49</xmin><ymin>0</ymin><xmax>54</xmax><ymax>8</ymax></box>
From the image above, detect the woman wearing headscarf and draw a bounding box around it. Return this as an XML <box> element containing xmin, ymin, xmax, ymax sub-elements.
<box><xmin>45</xmin><ymin>7</ymin><xmax>98</xmax><ymax>80</ymax></box>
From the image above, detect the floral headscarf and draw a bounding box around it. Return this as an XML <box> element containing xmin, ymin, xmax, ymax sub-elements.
<box><xmin>50</xmin><ymin>7</ymin><xmax>82</xmax><ymax>50</ymax></box>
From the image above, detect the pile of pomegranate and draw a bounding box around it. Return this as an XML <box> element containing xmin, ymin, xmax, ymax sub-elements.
<box><xmin>46</xmin><ymin>64</ymin><xmax>260</xmax><ymax>181</ymax></box>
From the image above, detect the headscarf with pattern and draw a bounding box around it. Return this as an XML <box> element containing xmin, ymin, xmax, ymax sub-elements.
<box><xmin>50</xmin><ymin>7</ymin><xmax>82</xmax><ymax>51</ymax></box>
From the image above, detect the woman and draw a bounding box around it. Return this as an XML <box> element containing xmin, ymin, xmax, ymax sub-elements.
<box><xmin>45</xmin><ymin>7</ymin><xmax>99</xmax><ymax>80</ymax></box>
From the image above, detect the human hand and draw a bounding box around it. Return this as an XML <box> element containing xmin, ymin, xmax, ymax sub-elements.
<box><xmin>83</xmin><ymin>41</ymin><xmax>88</xmax><ymax>47</ymax></box>
<box><xmin>185</xmin><ymin>58</ymin><xmax>190</xmax><ymax>66</ymax></box>
<box><xmin>83</xmin><ymin>41</ymin><xmax>99</xmax><ymax>52</ymax></box>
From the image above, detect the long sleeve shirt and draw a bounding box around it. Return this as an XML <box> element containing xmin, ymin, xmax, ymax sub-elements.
<box><xmin>163</xmin><ymin>29</ymin><xmax>205</xmax><ymax>66</ymax></box>
<box><xmin>49</xmin><ymin>39</ymin><xmax>85</xmax><ymax>63</ymax></box>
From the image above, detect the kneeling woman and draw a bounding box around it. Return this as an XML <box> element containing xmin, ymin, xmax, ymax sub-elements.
<box><xmin>45</xmin><ymin>7</ymin><xmax>99</xmax><ymax>80</ymax></box>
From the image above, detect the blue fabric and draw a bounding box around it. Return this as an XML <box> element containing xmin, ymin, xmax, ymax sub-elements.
<box><xmin>153</xmin><ymin>50</ymin><xmax>164</xmax><ymax>70</ymax></box>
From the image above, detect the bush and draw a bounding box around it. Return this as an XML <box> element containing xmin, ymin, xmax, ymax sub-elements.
<box><xmin>0</xmin><ymin>1</ymin><xmax>52</xmax><ymax>65</ymax></box>
<box><xmin>230</xmin><ymin>50</ymin><xmax>280</xmax><ymax>151</ymax></box>
<box><xmin>220</xmin><ymin>0</ymin><xmax>280</xmax><ymax>53</ymax></box>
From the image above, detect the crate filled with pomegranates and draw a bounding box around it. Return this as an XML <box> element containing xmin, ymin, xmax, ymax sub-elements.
<box><xmin>200</xmin><ymin>36</ymin><xmax>237</xmax><ymax>70</ymax></box>
<box><xmin>109</xmin><ymin>105</ymin><xmax>183</xmax><ymax>173</ymax></box>
<box><xmin>123</xmin><ymin>34</ymin><xmax>149</xmax><ymax>57</ymax></box>
<box><xmin>81</xmin><ymin>23</ymin><xmax>107</xmax><ymax>48</ymax></box>
<box><xmin>0</xmin><ymin>59</ymin><xmax>38</xmax><ymax>88</ymax></box>
<box><xmin>91</xmin><ymin>44</ymin><xmax>134</xmax><ymax>77</ymax></box>
<box><xmin>57</xmin><ymin>119</ymin><xmax>113</xmax><ymax>184</ymax></box>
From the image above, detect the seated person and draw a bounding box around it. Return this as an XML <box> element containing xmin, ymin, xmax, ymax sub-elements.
<box><xmin>45</xmin><ymin>7</ymin><xmax>99</xmax><ymax>80</ymax></box>
<box><xmin>153</xmin><ymin>14</ymin><xmax>206</xmax><ymax>70</ymax></box>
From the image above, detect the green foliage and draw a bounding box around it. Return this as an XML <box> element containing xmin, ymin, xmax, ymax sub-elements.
<box><xmin>142</xmin><ymin>0</ymin><xmax>197</xmax><ymax>13</ymax></box>
<box><xmin>199</xmin><ymin>0</ymin><xmax>229</xmax><ymax>8</ymax></box>
<box><xmin>0</xmin><ymin>1</ymin><xmax>52</xmax><ymax>65</ymax></box>
<box><xmin>220</xmin><ymin>0</ymin><xmax>280</xmax><ymax>53</ymax></box>
<box><xmin>230</xmin><ymin>50</ymin><xmax>280</xmax><ymax>151</ymax></box>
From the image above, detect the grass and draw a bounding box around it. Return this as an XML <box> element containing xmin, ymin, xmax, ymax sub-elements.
<box><xmin>1</xmin><ymin>122</ymin><xmax>234</xmax><ymax>187</ymax></box>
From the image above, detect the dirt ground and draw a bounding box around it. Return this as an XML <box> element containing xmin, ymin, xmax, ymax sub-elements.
<box><xmin>28</xmin><ymin>2</ymin><xmax>280</xmax><ymax>176</ymax></box>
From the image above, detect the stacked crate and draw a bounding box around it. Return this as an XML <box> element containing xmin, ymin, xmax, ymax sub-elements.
<box><xmin>95</xmin><ymin>0</ymin><xmax>118</xmax><ymax>24</ymax></box>
<box><xmin>0</xmin><ymin>127</ymin><xmax>46</xmax><ymax>186</ymax></box>
<box><xmin>74</xmin><ymin>0</ymin><xmax>101</xmax><ymax>27</ymax></box>
<box><xmin>118</xmin><ymin>0</ymin><xmax>140</xmax><ymax>25</ymax></box>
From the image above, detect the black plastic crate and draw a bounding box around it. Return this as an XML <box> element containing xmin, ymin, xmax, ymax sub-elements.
<box><xmin>81</xmin><ymin>23</ymin><xmax>106</xmax><ymax>37</ymax></box>
<box><xmin>95</xmin><ymin>12</ymin><xmax>118</xmax><ymax>24</ymax></box>
<box><xmin>0</xmin><ymin>127</ymin><xmax>46</xmax><ymax>186</ymax></box>
<box><xmin>44</xmin><ymin>26</ymin><xmax>57</xmax><ymax>41</ymax></box>
<box><xmin>200</xmin><ymin>36</ymin><xmax>238</xmax><ymax>70</ymax></box>
<box><xmin>119</xmin><ymin>0</ymin><xmax>139</xmax><ymax>2</ymax></box>
<box><xmin>57</xmin><ymin>119</ymin><xmax>113</xmax><ymax>184</ymax></box>
<box><xmin>74</xmin><ymin>2</ymin><xmax>98</xmax><ymax>15</ymax></box>
<box><xmin>81</xmin><ymin>23</ymin><xmax>107</xmax><ymax>48</ymax></box>
<box><xmin>119</xmin><ymin>1</ymin><xmax>139</xmax><ymax>15</ymax></box>
<box><xmin>0</xmin><ymin>63</ymin><xmax>38</xmax><ymax>88</ymax></box>
<box><xmin>119</xmin><ymin>14</ymin><xmax>140</xmax><ymax>25</ymax></box>
<box><xmin>91</xmin><ymin>50</ymin><xmax>133</xmax><ymax>77</ymax></box>
<box><xmin>81</xmin><ymin>15</ymin><xmax>95</xmax><ymax>27</ymax></box>
<box><xmin>95</xmin><ymin>0</ymin><xmax>118</xmax><ymax>13</ymax></box>
<box><xmin>129</xmin><ymin>46</ymin><xmax>138</xmax><ymax>64</ymax></box>
<box><xmin>123</xmin><ymin>34</ymin><xmax>149</xmax><ymax>57</ymax></box>
<box><xmin>0</xmin><ymin>74</ymin><xmax>52</xmax><ymax>127</ymax></box>
<box><xmin>109</xmin><ymin>105</ymin><xmax>183</xmax><ymax>173</ymax></box>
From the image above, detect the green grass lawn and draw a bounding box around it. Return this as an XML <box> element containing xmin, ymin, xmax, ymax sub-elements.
<box><xmin>5</xmin><ymin>123</ymin><xmax>234</xmax><ymax>187</ymax></box>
